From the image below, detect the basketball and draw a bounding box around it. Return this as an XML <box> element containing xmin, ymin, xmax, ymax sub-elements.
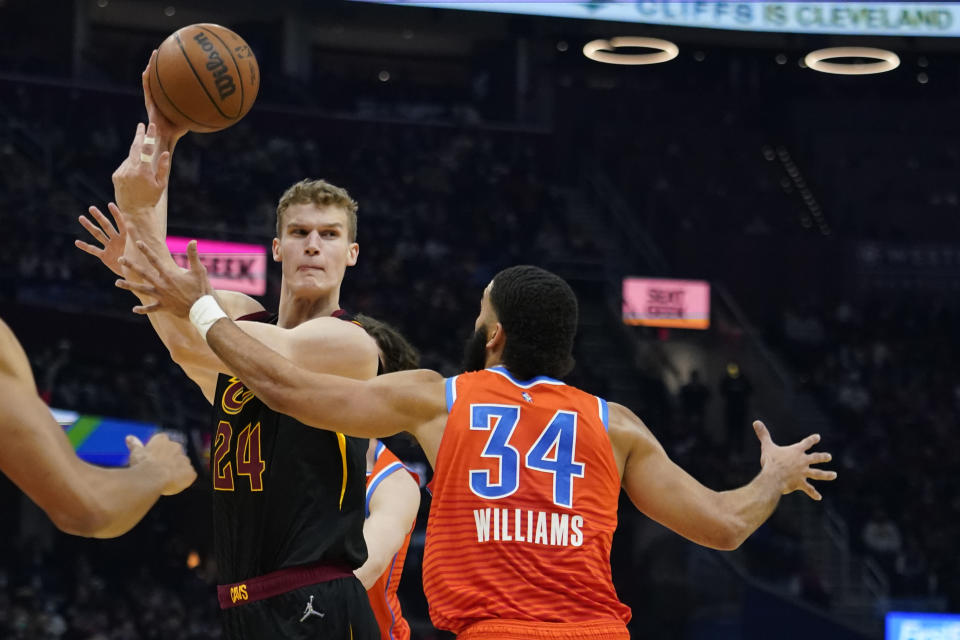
<box><xmin>147</xmin><ymin>23</ymin><xmax>259</xmax><ymax>133</ymax></box>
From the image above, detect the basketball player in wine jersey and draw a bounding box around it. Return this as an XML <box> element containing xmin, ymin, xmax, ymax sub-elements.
<box><xmin>121</xmin><ymin>256</ymin><xmax>838</xmax><ymax>640</ymax></box>
<box><xmin>76</xmin><ymin>53</ymin><xmax>382</xmax><ymax>639</ymax></box>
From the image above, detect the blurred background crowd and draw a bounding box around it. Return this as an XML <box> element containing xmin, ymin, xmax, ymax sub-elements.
<box><xmin>1</xmin><ymin>0</ymin><xmax>959</xmax><ymax>638</ymax></box>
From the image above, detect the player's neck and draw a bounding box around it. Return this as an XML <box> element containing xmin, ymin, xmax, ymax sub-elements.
<box><xmin>276</xmin><ymin>287</ymin><xmax>341</xmax><ymax>328</ymax></box>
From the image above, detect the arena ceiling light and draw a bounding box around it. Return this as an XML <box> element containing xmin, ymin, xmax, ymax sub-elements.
<box><xmin>804</xmin><ymin>47</ymin><xmax>900</xmax><ymax>75</ymax></box>
<box><xmin>582</xmin><ymin>37</ymin><xmax>679</xmax><ymax>65</ymax></box>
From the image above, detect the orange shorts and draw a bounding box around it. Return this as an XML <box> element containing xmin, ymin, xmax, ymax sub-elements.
<box><xmin>457</xmin><ymin>619</ymin><xmax>630</xmax><ymax>640</ymax></box>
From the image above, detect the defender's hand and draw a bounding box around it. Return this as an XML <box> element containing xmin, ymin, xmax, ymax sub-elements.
<box><xmin>112</xmin><ymin>122</ymin><xmax>172</xmax><ymax>214</ymax></box>
<box><xmin>116</xmin><ymin>239</ymin><xmax>213</xmax><ymax>318</ymax></box>
<box><xmin>127</xmin><ymin>433</ymin><xmax>197</xmax><ymax>496</ymax></box>
<box><xmin>75</xmin><ymin>203</ymin><xmax>128</xmax><ymax>277</ymax></box>
<box><xmin>754</xmin><ymin>420</ymin><xmax>837</xmax><ymax>501</ymax></box>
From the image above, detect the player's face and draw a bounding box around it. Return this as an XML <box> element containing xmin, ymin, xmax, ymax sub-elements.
<box><xmin>461</xmin><ymin>283</ymin><xmax>496</xmax><ymax>372</ymax></box>
<box><xmin>272</xmin><ymin>204</ymin><xmax>358</xmax><ymax>297</ymax></box>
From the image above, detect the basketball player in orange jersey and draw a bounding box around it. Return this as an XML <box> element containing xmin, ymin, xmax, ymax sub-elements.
<box><xmin>0</xmin><ymin>317</ymin><xmax>196</xmax><ymax>537</ymax></box>
<box><xmin>118</xmin><ymin>251</ymin><xmax>838</xmax><ymax>640</ymax></box>
<box><xmin>74</xmin><ymin>52</ymin><xmax>383</xmax><ymax>639</ymax></box>
<box><xmin>350</xmin><ymin>315</ymin><xmax>421</xmax><ymax>640</ymax></box>
<box><xmin>359</xmin><ymin>438</ymin><xmax>420</xmax><ymax>640</ymax></box>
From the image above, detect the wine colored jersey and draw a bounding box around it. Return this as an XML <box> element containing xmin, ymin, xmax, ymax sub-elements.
<box><xmin>423</xmin><ymin>367</ymin><xmax>631</xmax><ymax>634</ymax></box>
<box><xmin>210</xmin><ymin>310</ymin><xmax>369</xmax><ymax>585</ymax></box>
<box><xmin>365</xmin><ymin>441</ymin><xmax>418</xmax><ymax>640</ymax></box>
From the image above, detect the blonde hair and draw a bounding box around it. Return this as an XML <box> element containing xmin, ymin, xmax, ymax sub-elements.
<box><xmin>275</xmin><ymin>179</ymin><xmax>359</xmax><ymax>241</ymax></box>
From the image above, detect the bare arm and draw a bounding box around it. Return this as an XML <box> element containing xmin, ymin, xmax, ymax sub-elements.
<box><xmin>0</xmin><ymin>318</ymin><xmax>35</xmax><ymax>386</ymax></box>
<box><xmin>207</xmin><ymin>315</ymin><xmax>444</xmax><ymax>438</ymax></box>
<box><xmin>102</xmin><ymin>121</ymin><xmax>265</xmax><ymax>400</ymax></box>
<box><xmin>116</xmin><ymin>241</ymin><xmax>439</xmax><ymax>436</ymax></box>
<box><xmin>609</xmin><ymin>403</ymin><xmax>835</xmax><ymax>551</ymax></box>
<box><xmin>0</xmin><ymin>320</ymin><xmax>196</xmax><ymax>537</ymax></box>
<box><xmin>355</xmin><ymin>468</ymin><xmax>421</xmax><ymax>590</ymax></box>
<box><xmin>77</xmin><ymin>205</ymin><xmax>264</xmax><ymax>400</ymax></box>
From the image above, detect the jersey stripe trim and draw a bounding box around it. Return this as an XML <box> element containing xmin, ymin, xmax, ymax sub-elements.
<box><xmin>445</xmin><ymin>376</ymin><xmax>459</xmax><ymax>412</ymax></box>
<box><xmin>374</xmin><ymin>439</ymin><xmax>385</xmax><ymax>461</ymax></box>
<box><xmin>383</xmin><ymin>551</ymin><xmax>400</xmax><ymax>639</ymax></box>
<box><xmin>487</xmin><ymin>366</ymin><xmax>565</xmax><ymax>389</ymax></box>
<box><xmin>336</xmin><ymin>432</ymin><xmax>348</xmax><ymax>510</ymax></box>
<box><xmin>598</xmin><ymin>397</ymin><xmax>610</xmax><ymax>432</ymax></box>
<box><xmin>365</xmin><ymin>462</ymin><xmax>406</xmax><ymax>518</ymax></box>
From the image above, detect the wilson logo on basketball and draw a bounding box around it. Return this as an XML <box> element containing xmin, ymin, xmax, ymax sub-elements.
<box><xmin>193</xmin><ymin>32</ymin><xmax>237</xmax><ymax>101</ymax></box>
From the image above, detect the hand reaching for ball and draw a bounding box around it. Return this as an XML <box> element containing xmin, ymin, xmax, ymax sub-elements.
<box><xmin>142</xmin><ymin>49</ymin><xmax>189</xmax><ymax>152</ymax></box>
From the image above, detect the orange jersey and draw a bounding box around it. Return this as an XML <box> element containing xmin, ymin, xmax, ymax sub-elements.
<box><xmin>365</xmin><ymin>441</ymin><xmax>417</xmax><ymax>640</ymax></box>
<box><xmin>423</xmin><ymin>367</ymin><xmax>631</xmax><ymax>636</ymax></box>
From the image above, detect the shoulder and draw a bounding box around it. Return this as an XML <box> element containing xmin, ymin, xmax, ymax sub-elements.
<box><xmin>293</xmin><ymin>316</ymin><xmax>377</xmax><ymax>352</ymax></box>
<box><xmin>607</xmin><ymin>402</ymin><xmax>664</xmax><ymax>459</ymax></box>
<box><xmin>217</xmin><ymin>290</ymin><xmax>266</xmax><ymax>319</ymax></box>
<box><xmin>301</xmin><ymin>317</ymin><xmax>380</xmax><ymax>377</ymax></box>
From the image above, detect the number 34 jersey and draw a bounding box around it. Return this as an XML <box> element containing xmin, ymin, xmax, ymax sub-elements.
<box><xmin>423</xmin><ymin>366</ymin><xmax>632</xmax><ymax>633</ymax></box>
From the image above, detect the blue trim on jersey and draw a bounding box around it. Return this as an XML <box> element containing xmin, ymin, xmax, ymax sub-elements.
<box><xmin>374</xmin><ymin>440</ymin><xmax>385</xmax><ymax>461</ymax></box>
<box><xmin>383</xmin><ymin>551</ymin><xmax>400</xmax><ymax>639</ymax></box>
<box><xmin>487</xmin><ymin>366</ymin><xmax>564</xmax><ymax>389</ymax></box>
<box><xmin>365</xmin><ymin>462</ymin><xmax>405</xmax><ymax>518</ymax></box>
<box><xmin>445</xmin><ymin>376</ymin><xmax>458</xmax><ymax>413</ymax></box>
<box><xmin>599</xmin><ymin>397</ymin><xmax>610</xmax><ymax>432</ymax></box>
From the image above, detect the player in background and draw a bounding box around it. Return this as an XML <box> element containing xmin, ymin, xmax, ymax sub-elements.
<box><xmin>351</xmin><ymin>314</ymin><xmax>421</xmax><ymax>640</ymax></box>
<box><xmin>360</xmin><ymin>438</ymin><xmax>419</xmax><ymax>640</ymax></box>
<box><xmin>77</xmin><ymin>52</ymin><xmax>382</xmax><ymax>640</ymax></box>
<box><xmin>0</xmin><ymin>317</ymin><xmax>195</xmax><ymax>538</ymax></box>
<box><xmin>118</xmin><ymin>250</ymin><xmax>838</xmax><ymax>640</ymax></box>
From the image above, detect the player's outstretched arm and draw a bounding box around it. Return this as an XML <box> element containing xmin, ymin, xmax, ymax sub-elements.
<box><xmin>355</xmin><ymin>465</ymin><xmax>421</xmax><ymax>590</ymax></box>
<box><xmin>76</xmin><ymin>197</ymin><xmax>264</xmax><ymax>402</ymax></box>
<box><xmin>130</xmin><ymin>49</ymin><xmax>188</xmax><ymax>242</ymax></box>
<box><xmin>115</xmin><ymin>239</ymin><xmax>447</xmax><ymax>438</ymax></box>
<box><xmin>609</xmin><ymin>403</ymin><xmax>836</xmax><ymax>551</ymax></box>
<box><xmin>117</xmin><ymin>237</ymin><xmax>380</xmax><ymax>384</ymax></box>
<box><xmin>0</xmin><ymin>319</ymin><xmax>196</xmax><ymax>538</ymax></box>
<box><xmin>97</xmin><ymin>122</ymin><xmax>263</xmax><ymax>401</ymax></box>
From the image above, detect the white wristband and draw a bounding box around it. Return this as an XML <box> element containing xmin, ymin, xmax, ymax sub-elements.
<box><xmin>189</xmin><ymin>295</ymin><xmax>228</xmax><ymax>342</ymax></box>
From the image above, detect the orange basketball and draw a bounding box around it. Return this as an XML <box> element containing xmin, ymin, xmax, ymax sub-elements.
<box><xmin>147</xmin><ymin>23</ymin><xmax>259</xmax><ymax>133</ymax></box>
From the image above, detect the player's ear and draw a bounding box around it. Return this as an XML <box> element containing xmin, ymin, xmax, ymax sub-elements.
<box><xmin>272</xmin><ymin>237</ymin><xmax>281</xmax><ymax>262</ymax></box>
<box><xmin>346</xmin><ymin>242</ymin><xmax>359</xmax><ymax>267</ymax></box>
<box><xmin>486</xmin><ymin>322</ymin><xmax>505</xmax><ymax>350</ymax></box>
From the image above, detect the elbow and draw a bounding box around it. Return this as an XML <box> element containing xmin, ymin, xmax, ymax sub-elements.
<box><xmin>356</xmin><ymin>555</ymin><xmax>390</xmax><ymax>591</ymax></box>
<box><xmin>47</xmin><ymin>500</ymin><xmax>112</xmax><ymax>538</ymax></box>
<box><xmin>711</xmin><ymin>516</ymin><xmax>748</xmax><ymax>551</ymax></box>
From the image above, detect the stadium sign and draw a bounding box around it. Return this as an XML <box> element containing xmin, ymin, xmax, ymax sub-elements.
<box><xmin>354</xmin><ymin>2</ymin><xmax>960</xmax><ymax>38</ymax></box>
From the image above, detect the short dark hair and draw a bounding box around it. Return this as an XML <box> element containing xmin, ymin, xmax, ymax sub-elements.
<box><xmin>354</xmin><ymin>314</ymin><xmax>420</xmax><ymax>373</ymax></box>
<box><xmin>489</xmin><ymin>265</ymin><xmax>578</xmax><ymax>381</ymax></box>
<box><xmin>276</xmin><ymin>179</ymin><xmax>359</xmax><ymax>241</ymax></box>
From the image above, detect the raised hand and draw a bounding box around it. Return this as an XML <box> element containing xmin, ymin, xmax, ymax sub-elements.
<box><xmin>127</xmin><ymin>433</ymin><xmax>197</xmax><ymax>496</ymax></box>
<box><xmin>116</xmin><ymin>239</ymin><xmax>213</xmax><ymax>318</ymax></box>
<box><xmin>142</xmin><ymin>49</ymin><xmax>189</xmax><ymax>149</ymax></box>
<box><xmin>753</xmin><ymin>420</ymin><xmax>837</xmax><ymax>501</ymax></box>
<box><xmin>75</xmin><ymin>203</ymin><xmax>128</xmax><ymax>276</ymax></box>
<box><xmin>112</xmin><ymin>122</ymin><xmax>172</xmax><ymax>214</ymax></box>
